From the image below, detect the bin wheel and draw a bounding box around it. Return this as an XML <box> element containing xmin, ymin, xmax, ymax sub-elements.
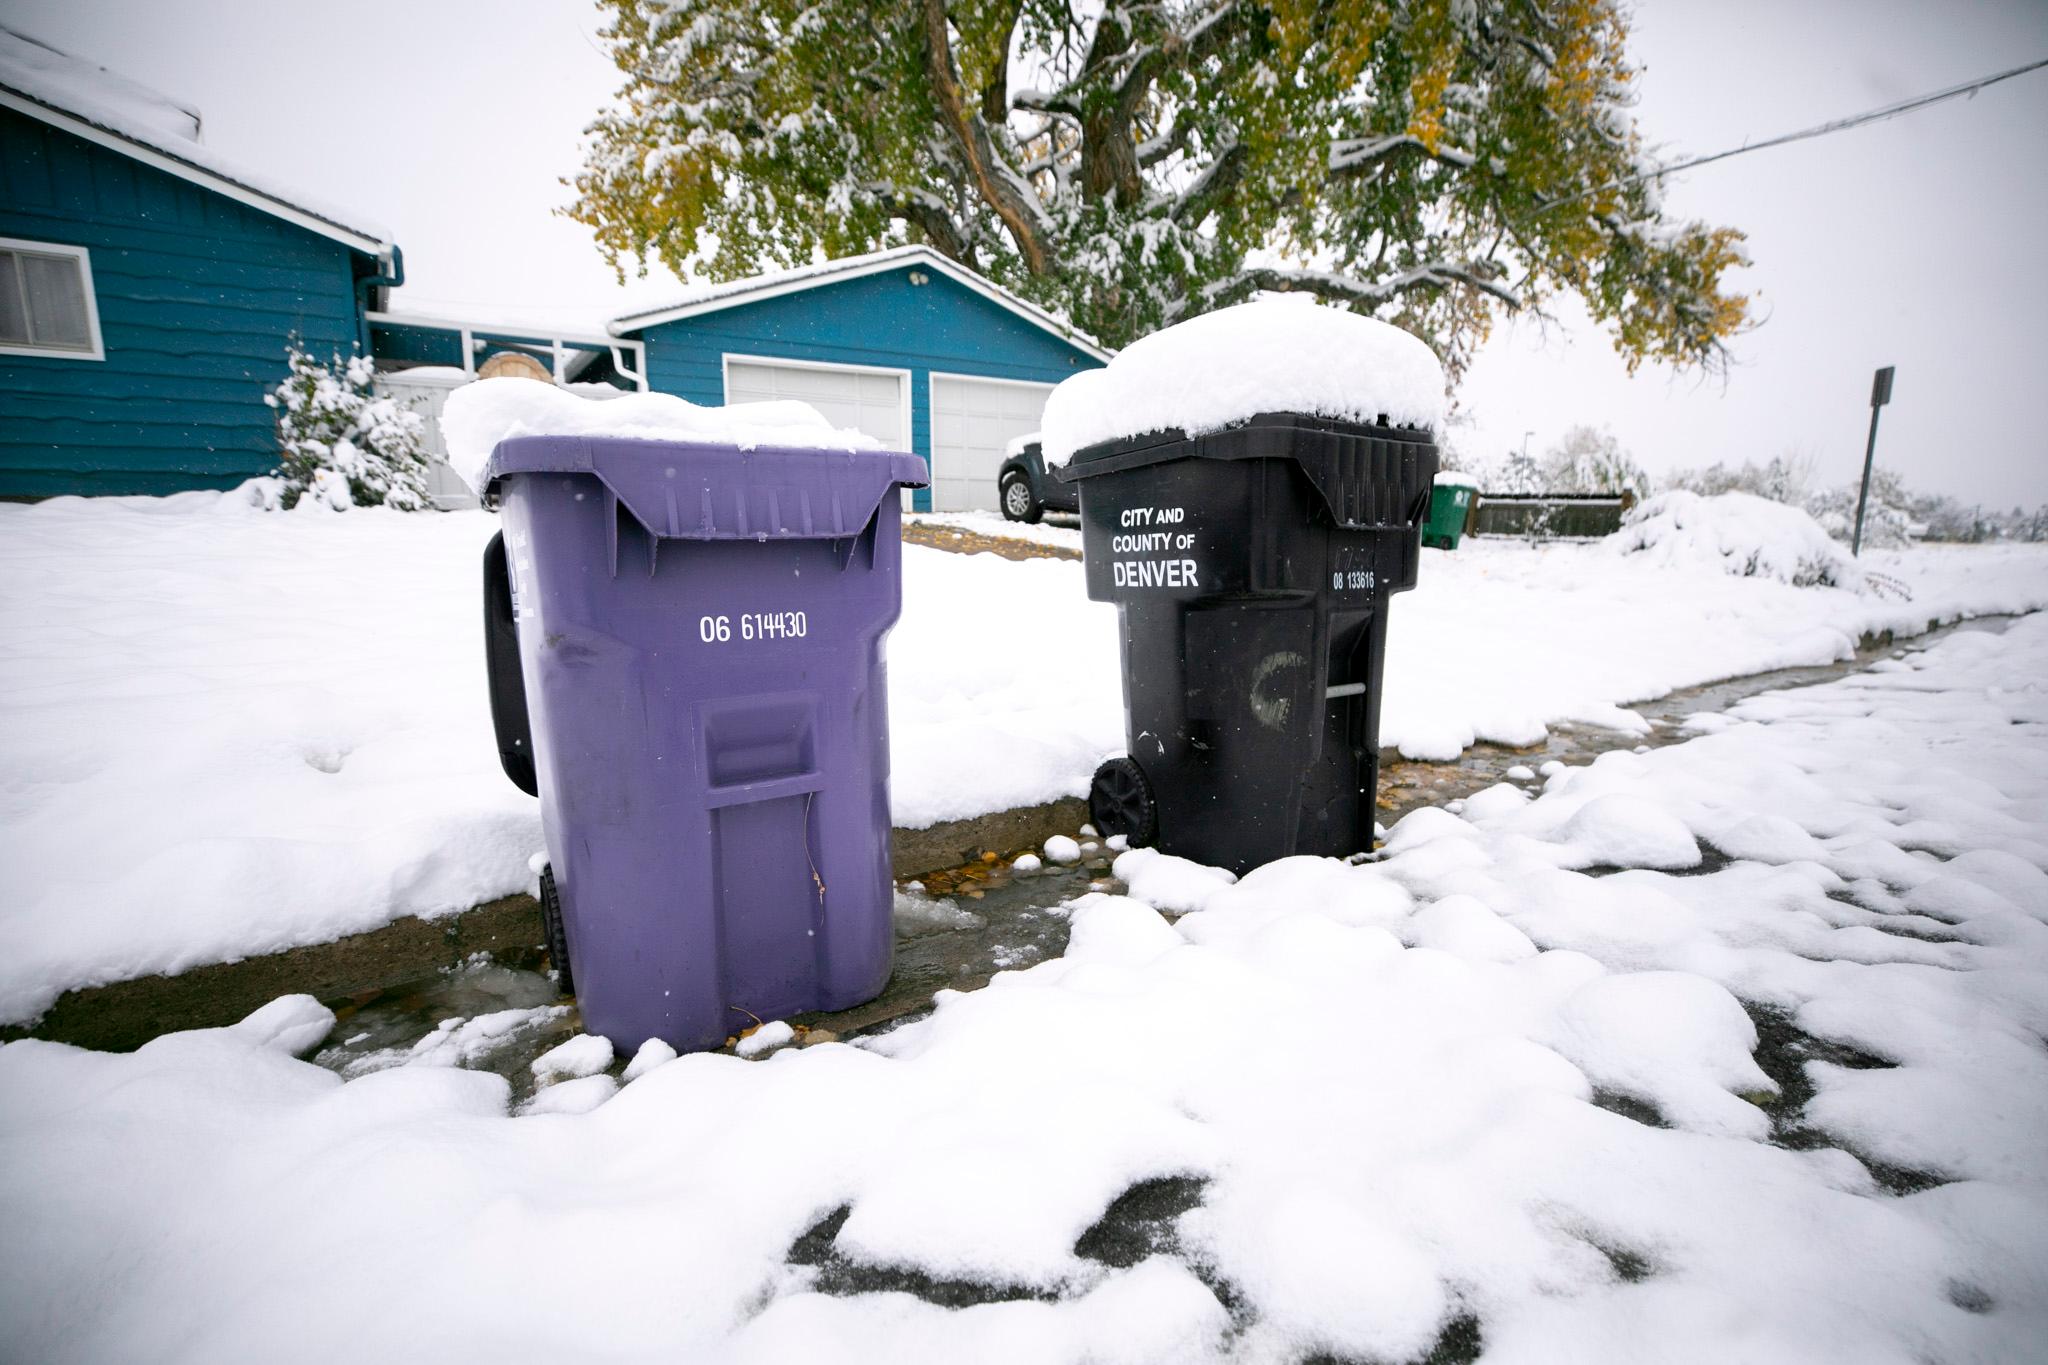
<box><xmin>1001</xmin><ymin>473</ymin><xmax>1043</xmax><ymax>524</ymax></box>
<box><xmin>1089</xmin><ymin>756</ymin><xmax>1158</xmax><ymax>847</ymax></box>
<box><xmin>538</xmin><ymin>863</ymin><xmax>575</xmax><ymax>996</ymax></box>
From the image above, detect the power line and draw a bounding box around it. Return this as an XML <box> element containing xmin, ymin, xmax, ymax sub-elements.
<box><xmin>1540</xmin><ymin>54</ymin><xmax>2048</xmax><ymax>216</ymax></box>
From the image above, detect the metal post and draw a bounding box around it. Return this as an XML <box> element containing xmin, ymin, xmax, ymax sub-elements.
<box><xmin>1852</xmin><ymin>366</ymin><xmax>1895</xmax><ymax>557</ymax></box>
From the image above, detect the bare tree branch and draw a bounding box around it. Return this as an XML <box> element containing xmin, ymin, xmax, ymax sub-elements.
<box><xmin>918</xmin><ymin>0</ymin><xmax>1051</xmax><ymax>272</ymax></box>
<box><xmin>1192</xmin><ymin>262</ymin><xmax>1524</xmax><ymax>314</ymax></box>
<box><xmin>1328</xmin><ymin>134</ymin><xmax>1478</xmax><ymax>176</ymax></box>
<box><xmin>1169</xmin><ymin>136</ymin><xmax>1243</xmax><ymax>224</ymax></box>
<box><xmin>860</xmin><ymin>181</ymin><xmax>972</xmax><ymax>262</ymax></box>
<box><xmin>979</xmin><ymin>0</ymin><xmax>1024</xmax><ymax>126</ymax></box>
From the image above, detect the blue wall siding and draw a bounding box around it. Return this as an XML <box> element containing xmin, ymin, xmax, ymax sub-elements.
<box><xmin>0</xmin><ymin>110</ymin><xmax>366</xmax><ymax>497</ymax></box>
<box><xmin>632</xmin><ymin>266</ymin><xmax>1100</xmax><ymax>511</ymax></box>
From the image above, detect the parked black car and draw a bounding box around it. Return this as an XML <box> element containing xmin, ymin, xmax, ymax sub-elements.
<box><xmin>998</xmin><ymin>435</ymin><xmax>1079</xmax><ymax>522</ymax></box>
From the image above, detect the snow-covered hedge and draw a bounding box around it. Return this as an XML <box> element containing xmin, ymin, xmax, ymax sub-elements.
<box><xmin>1611</xmin><ymin>490</ymin><xmax>1868</xmax><ymax>590</ymax></box>
<box><xmin>265</xmin><ymin>345</ymin><xmax>431</xmax><ymax>511</ymax></box>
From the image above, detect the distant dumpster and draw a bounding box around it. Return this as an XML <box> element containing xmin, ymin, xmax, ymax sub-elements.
<box><xmin>1423</xmin><ymin>474</ymin><xmax>1477</xmax><ymax>550</ymax></box>
<box><xmin>480</xmin><ymin>435</ymin><xmax>928</xmax><ymax>1053</ymax></box>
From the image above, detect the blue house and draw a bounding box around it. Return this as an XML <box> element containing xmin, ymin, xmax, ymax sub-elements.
<box><xmin>0</xmin><ymin>27</ymin><xmax>1106</xmax><ymax>510</ymax></box>
<box><xmin>611</xmin><ymin>246</ymin><xmax>1109</xmax><ymax>512</ymax></box>
<box><xmin>0</xmin><ymin>28</ymin><xmax>399</xmax><ymax>498</ymax></box>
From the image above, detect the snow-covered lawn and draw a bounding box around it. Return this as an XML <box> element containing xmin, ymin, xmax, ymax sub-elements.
<box><xmin>905</xmin><ymin>508</ymin><xmax>1085</xmax><ymax>552</ymax></box>
<box><xmin>2</xmin><ymin>491</ymin><xmax>2044</xmax><ymax>1021</ymax></box>
<box><xmin>3</xmin><ymin>612</ymin><xmax>2044</xmax><ymax>1362</ymax></box>
<box><xmin>1382</xmin><ymin>533</ymin><xmax>2046</xmax><ymax>759</ymax></box>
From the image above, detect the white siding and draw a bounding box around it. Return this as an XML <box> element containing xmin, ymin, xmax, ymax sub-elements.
<box><xmin>375</xmin><ymin>368</ymin><xmax>477</xmax><ymax>511</ymax></box>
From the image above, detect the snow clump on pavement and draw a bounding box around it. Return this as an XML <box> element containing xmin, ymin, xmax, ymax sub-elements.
<box><xmin>226</xmin><ymin>993</ymin><xmax>335</xmax><ymax>1056</ymax></box>
<box><xmin>621</xmin><ymin>1037</ymin><xmax>677</xmax><ymax>1083</ymax></box>
<box><xmin>736</xmin><ymin>1020</ymin><xmax>795</xmax><ymax>1058</ymax></box>
<box><xmin>1613</xmin><ymin>490</ymin><xmax>1871</xmax><ymax>591</ymax></box>
<box><xmin>439</xmin><ymin>377</ymin><xmax>881</xmax><ymax>495</ymax></box>
<box><xmin>893</xmin><ymin>889</ymin><xmax>983</xmax><ymax>934</ymax></box>
<box><xmin>521</xmin><ymin>1073</ymin><xmax>616</xmax><ymax>1116</ymax></box>
<box><xmin>529</xmin><ymin>1032</ymin><xmax>612</xmax><ymax>1085</ymax></box>
<box><xmin>1044</xmin><ymin>835</ymin><xmax>1082</xmax><ymax>864</ymax></box>
<box><xmin>0</xmin><ymin>616</ymin><xmax>2045</xmax><ymax>1360</ymax></box>
<box><xmin>1040</xmin><ymin>297</ymin><xmax>1444</xmax><ymax>466</ymax></box>
<box><xmin>1012</xmin><ymin>853</ymin><xmax>1044</xmax><ymax>872</ymax></box>
<box><xmin>1112</xmin><ymin>847</ymin><xmax>1240</xmax><ymax>914</ymax></box>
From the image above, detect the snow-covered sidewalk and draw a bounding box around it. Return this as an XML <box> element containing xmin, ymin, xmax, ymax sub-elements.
<box><xmin>2</xmin><ymin>490</ymin><xmax>2044</xmax><ymax>1021</ymax></box>
<box><xmin>3</xmin><ymin>606</ymin><xmax>2044</xmax><ymax>1362</ymax></box>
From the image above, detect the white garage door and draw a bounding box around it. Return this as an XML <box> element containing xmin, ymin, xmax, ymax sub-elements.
<box><xmin>930</xmin><ymin>374</ymin><xmax>1055</xmax><ymax>512</ymax></box>
<box><xmin>725</xmin><ymin>357</ymin><xmax>908</xmax><ymax>450</ymax></box>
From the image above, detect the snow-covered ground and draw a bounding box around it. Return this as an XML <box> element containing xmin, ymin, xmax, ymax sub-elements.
<box><xmin>2</xmin><ymin>491</ymin><xmax>2044</xmax><ymax>1021</ymax></box>
<box><xmin>0</xmin><ymin>493</ymin><xmax>1119</xmax><ymax>1023</ymax></box>
<box><xmin>3</xmin><ymin>613</ymin><xmax>2043</xmax><ymax>1362</ymax></box>
<box><xmin>1380</xmin><ymin>535</ymin><xmax>2046</xmax><ymax>760</ymax></box>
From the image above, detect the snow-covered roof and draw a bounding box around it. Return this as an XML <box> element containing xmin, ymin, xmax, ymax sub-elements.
<box><xmin>0</xmin><ymin>26</ymin><xmax>393</xmax><ymax>257</ymax></box>
<box><xmin>609</xmin><ymin>245</ymin><xmax>1112</xmax><ymax>361</ymax></box>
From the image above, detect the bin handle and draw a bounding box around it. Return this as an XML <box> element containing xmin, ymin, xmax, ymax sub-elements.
<box><xmin>483</xmin><ymin>532</ymin><xmax>539</xmax><ymax>798</ymax></box>
<box><xmin>704</xmin><ymin>769</ymin><xmax>825</xmax><ymax>810</ymax></box>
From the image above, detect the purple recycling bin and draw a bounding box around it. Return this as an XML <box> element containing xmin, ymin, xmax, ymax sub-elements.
<box><xmin>479</xmin><ymin>434</ymin><xmax>928</xmax><ymax>1053</ymax></box>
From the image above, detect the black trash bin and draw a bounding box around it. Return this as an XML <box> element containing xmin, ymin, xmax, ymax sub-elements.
<box><xmin>1058</xmin><ymin>413</ymin><xmax>1437</xmax><ymax>874</ymax></box>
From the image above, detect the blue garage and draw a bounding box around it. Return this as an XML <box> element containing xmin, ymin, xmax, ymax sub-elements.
<box><xmin>611</xmin><ymin>246</ymin><xmax>1108</xmax><ymax>512</ymax></box>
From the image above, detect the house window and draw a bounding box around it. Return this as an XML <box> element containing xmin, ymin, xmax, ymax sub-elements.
<box><xmin>0</xmin><ymin>238</ymin><xmax>104</xmax><ymax>360</ymax></box>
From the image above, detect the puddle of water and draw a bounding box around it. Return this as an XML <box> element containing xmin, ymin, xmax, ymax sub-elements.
<box><xmin>306</xmin><ymin>854</ymin><xmax>1121</xmax><ymax>1095</ymax></box>
<box><xmin>823</xmin><ymin>860</ymin><xmax>1111</xmax><ymax>1036</ymax></box>
<box><xmin>314</xmin><ymin>955</ymin><xmax>583</xmax><ymax>1105</ymax></box>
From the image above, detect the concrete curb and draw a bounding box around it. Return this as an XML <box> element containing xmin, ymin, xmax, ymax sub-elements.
<box><xmin>4</xmin><ymin>796</ymin><xmax>1092</xmax><ymax>1053</ymax></box>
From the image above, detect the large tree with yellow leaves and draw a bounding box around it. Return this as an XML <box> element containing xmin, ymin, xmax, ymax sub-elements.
<box><xmin>570</xmin><ymin>0</ymin><xmax>1748</xmax><ymax>378</ymax></box>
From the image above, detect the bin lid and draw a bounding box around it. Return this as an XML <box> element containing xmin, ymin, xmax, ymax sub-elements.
<box><xmin>482</xmin><ymin>435</ymin><xmax>928</xmax><ymax>541</ymax></box>
<box><xmin>1054</xmin><ymin>411</ymin><xmax>1437</xmax><ymax>532</ymax></box>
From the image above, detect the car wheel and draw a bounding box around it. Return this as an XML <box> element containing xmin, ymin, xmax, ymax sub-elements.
<box><xmin>1001</xmin><ymin>473</ymin><xmax>1043</xmax><ymax>524</ymax></box>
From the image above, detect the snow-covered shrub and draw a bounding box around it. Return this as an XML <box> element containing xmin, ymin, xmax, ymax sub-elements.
<box><xmin>1912</xmin><ymin>495</ymin><xmax>1995</xmax><ymax>544</ymax></box>
<box><xmin>1467</xmin><ymin>451</ymin><xmax>1545</xmax><ymax>496</ymax></box>
<box><xmin>1805</xmin><ymin>468</ymin><xmax>1917</xmax><ymax>550</ymax></box>
<box><xmin>264</xmin><ymin>343</ymin><xmax>430</xmax><ymax>511</ymax></box>
<box><xmin>1665</xmin><ymin>452</ymin><xmax>1815</xmax><ymax>506</ymax></box>
<box><xmin>1611</xmin><ymin>490</ymin><xmax>1871</xmax><ymax>591</ymax></box>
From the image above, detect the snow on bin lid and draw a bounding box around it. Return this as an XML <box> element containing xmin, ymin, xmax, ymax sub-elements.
<box><xmin>1040</xmin><ymin>298</ymin><xmax>1444</xmax><ymax>468</ymax></box>
<box><xmin>441</xmin><ymin>377</ymin><xmax>883</xmax><ymax>496</ymax></box>
<box><xmin>1434</xmin><ymin>469</ymin><xmax>1480</xmax><ymax>489</ymax></box>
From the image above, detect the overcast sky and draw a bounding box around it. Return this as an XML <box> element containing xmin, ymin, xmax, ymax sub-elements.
<box><xmin>11</xmin><ymin>0</ymin><xmax>2047</xmax><ymax>507</ymax></box>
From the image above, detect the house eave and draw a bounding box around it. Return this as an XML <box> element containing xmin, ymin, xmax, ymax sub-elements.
<box><xmin>608</xmin><ymin>246</ymin><xmax>1113</xmax><ymax>362</ymax></box>
<box><xmin>0</xmin><ymin>86</ymin><xmax>392</xmax><ymax>258</ymax></box>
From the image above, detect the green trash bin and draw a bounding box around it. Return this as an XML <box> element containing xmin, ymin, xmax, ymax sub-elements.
<box><xmin>1423</xmin><ymin>476</ymin><xmax>1476</xmax><ymax>550</ymax></box>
